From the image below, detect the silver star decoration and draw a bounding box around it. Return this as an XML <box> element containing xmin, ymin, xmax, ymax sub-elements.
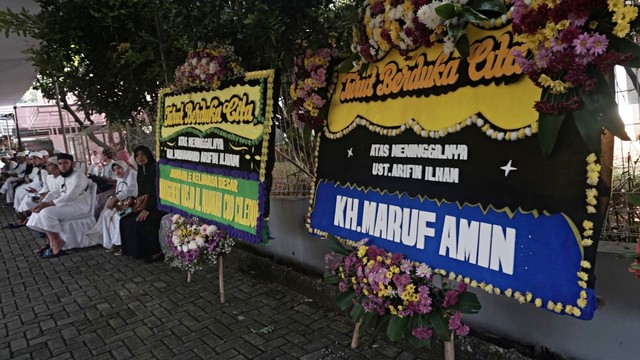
<box><xmin>347</xmin><ymin>148</ymin><xmax>354</xmax><ymax>158</ymax></box>
<box><xmin>500</xmin><ymin>160</ymin><xmax>517</xmax><ymax>177</ymax></box>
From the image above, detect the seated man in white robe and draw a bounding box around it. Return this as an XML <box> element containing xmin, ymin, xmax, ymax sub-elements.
<box><xmin>0</xmin><ymin>152</ymin><xmax>28</xmax><ymax>204</ymax></box>
<box><xmin>27</xmin><ymin>153</ymin><xmax>92</xmax><ymax>258</ymax></box>
<box><xmin>13</xmin><ymin>151</ymin><xmax>47</xmax><ymax>213</ymax></box>
<box><xmin>15</xmin><ymin>156</ymin><xmax>60</xmax><ymax>227</ymax></box>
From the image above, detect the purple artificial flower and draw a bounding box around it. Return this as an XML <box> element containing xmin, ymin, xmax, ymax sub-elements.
<box><xmin>456</xmin><ymin>324</ymin><xmax>470</xmax><ymax>336</ymax></box>
<box><xmin>588</xmin><ymin>33</ymin><xmax>608</xmax><ymax>56</ymax></box>
<box><xmin>411</xmin><ymin>326</ymin><xmax>433</xmax><ymax>340</ymax></box>
<box><xmin>573</xmin><ymin>33</ymin><xmax>591</xmax><ymax>55</ymax></box>
<box><xmin>456</xmin><ymin>281</ymin><xmax>467</xmax><ymax>293</ymax></box>
<box><xmin>448</xmin><ymin>311</ymin><xmax>463</xmax><ymax>331</ymax></box>
<box><xmin>443</xmin><ymin>290</ymin><xmax>459</xmax><ymax>308</ymax></box>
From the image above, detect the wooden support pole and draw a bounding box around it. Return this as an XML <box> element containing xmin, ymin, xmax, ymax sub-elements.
<box><xmin>444</xmin><ymin>332</ymin><xmax>455</xmax><ymax>360</ymax></box>
<box><xmin>350</xmin><ymin>319</ymin><xmax>363</xmax><ymax>349</ymax></box>
<box><xmin>218</xmin><ymin>255</ymin><xmax>225</xmax><ymax>303</ymax></box>
<box><xmin>187</xmin><ymin>271</ymin><xmax>192</xmax><ymax>283</ymax></box>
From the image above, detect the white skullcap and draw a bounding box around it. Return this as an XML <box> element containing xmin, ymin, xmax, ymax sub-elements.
<box><xmin>15</xmin><ymin>152</ymin><xmax>26</xmax><ymax>157</ymax></box>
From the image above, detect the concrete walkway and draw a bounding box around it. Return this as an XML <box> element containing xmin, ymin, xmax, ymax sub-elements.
<box><xmin>0</xmin><ymin>206</ymin><xmax>528</xmax><ymax>360</ymax></box>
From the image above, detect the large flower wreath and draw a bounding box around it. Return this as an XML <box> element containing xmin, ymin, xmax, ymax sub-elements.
<box><xmin>290</xmin><ymin>48</ymin><xmax>340</xmax><ymax>130</ymax></box>
<box><xmin>164</xmin><ymin>214</ymin><xmax>234</xmax><ymax>274</ymax></box>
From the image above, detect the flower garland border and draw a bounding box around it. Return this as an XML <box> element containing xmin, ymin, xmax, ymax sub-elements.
<box><xmin>324</xmin><ymin>114</ymin><xmax>538</xmax><ymax>141</ymax></box>
<box><xmin>307</xmin><ymin>177</ymin><xmax>593</xmax><ymax>318</ymax></box>
<box><xmin>475</xmin><ymin>0</ymin><xmax>514</xmax><ymax>30</ymax></box>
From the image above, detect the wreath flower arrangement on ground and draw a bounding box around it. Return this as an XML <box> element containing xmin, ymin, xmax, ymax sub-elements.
<box><xmin>324</xmin><ymin>237</ymin><xmax>481</xmax><ymax>347</ymax></box>
<box><xmin>511</xmin><ymin>0</ymin><xmax>639</xmax><ymax>155</ymax></box>
<box><xmin>290</xmin><ymin>48</ymin><xmax>340</xmax><ymax>130</ymax></box>
<box><xmin>164</xmin><ymin>214</ymin><xmax>234</xmax><ymax>274</ymax></box>
<box><xmin>171</xmin><ymin>44</ymin><xmax>245</xmax><ymax>92</ymax></box>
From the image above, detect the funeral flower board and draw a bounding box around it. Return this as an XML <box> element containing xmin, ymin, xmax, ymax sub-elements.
<box><xmin>308</xmin><ymin>24</ymin><xmax>603</xmax><ymax>319</ymax></box>
<box><xmin>157</xmin><ymin>70</ymin><xmax>277</xmax><ymax>244</ymax></box>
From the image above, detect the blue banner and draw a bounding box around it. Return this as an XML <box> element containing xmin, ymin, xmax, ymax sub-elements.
<box><xmin>311</xmin><ymin>180</ymin><xmax>597</xmax><ymax>319</ymax></box>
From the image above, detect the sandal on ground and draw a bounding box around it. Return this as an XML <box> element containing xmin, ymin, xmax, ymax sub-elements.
<box><xmin>144</xmin><ymin>253</ymin><xmax>164</xmax><ymax>263</ymax></box>
<box><xmin>40</xmin><ymin>248</ymin><xmax>67</xmax><ymax>259</ymax></box>
<box><xmin>34</xmin><ymin>244</ymin><xmax>50</xmax><ymax>255</ymax></box>
<box><xmin>3</xmin><ymin>223</ymin><xmax>25</xmax><ymax>229</ymax></box>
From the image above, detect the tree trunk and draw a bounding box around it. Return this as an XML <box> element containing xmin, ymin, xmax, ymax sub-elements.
<box><xmin>60</xmin><ymin>97</ymin><xmax>111</xmax><ymax>149</ymax></box>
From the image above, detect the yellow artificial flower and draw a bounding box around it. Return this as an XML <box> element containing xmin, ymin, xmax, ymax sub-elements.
<box><xmin>547</xmin><ymin>301</ymin><xmax>555</xmax><ymax>310</ymax></box>
<box><xmin>505</xmin><ymin>288</ymin><xmax>513</xmax><ymax>297</ymax></box>
<box><xmin>525</xmin><ymin>292</ymin><xmax>533</xmax><ymax>302</ymax></box>
<box><xmin>582</xmin><ymin>239</ymin><xmax>594</xmax><ymax>246</ymax></box>
<box><xmin>581</xmin><ymin>260</ymin><xmax>592</xmax><ymax>269</ymax></box>
<box><xmin>554</xmin><ymin>302</ymin><xmax>563</xmax><ymax>313</ymax></box>
<box><xmin>577</xmin><ymin>299</ymin><xmax>588</xmax><ymax>308</ymax></box>
<box><xmin>583</xmin><ymin>220</ymin><xmax>594</xmax><ymax>230</ymax></box>
<box><xmin>577</xmin><ymin>272</ymin><xmax>589</xmax><ymax>281</ymax></box>
<box><xmin>535</xmin><ymin>298</ymin><xmax>543</xmax><ymax>307</ymax></box>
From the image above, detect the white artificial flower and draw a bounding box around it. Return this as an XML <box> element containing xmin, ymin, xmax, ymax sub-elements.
<box><xmin>417</xmin><ymin>3</ymin><xmax>443</xmax><ymax>30</ymax></box>
<box><xmin>443</xmin><ymin>35</ymin><xmax>455</xmax><ymax>54</ymax></box>
<box><xmin>206</xmin><ymin>225</ymin><xmax>218</xmax><ymax>236</ymax></box>
<box><xmin>195</xmin><ymin>236</ymin><xmax>205</xmax><ymax>247</ymax></box>
<box><xmin>172</xmin><ymin>235</ymin><xmax>180</xmax><ymax>244</ymax></box>
<box><xmin>209</xmin><ymin>62</ymin><xmax>219</xmax><ymax>74</ymax></box>
<box><xmin>190</xmin><ymin>58</ymin><xmax>198</xmax><ymax>66</ymax></box>
<box><xmin>188</xmin><ymin>241</ymin><xmax>198</xmax><ymax>250</ymax></box>
<box><xmin>181</xmin><ymin>244</ymin><xmax>189</xmax><ymax>252</ymax></box>
<box><xmin>172</xmin><ymin>214</ymin><xmax>181</xmax><ymax>222</ymax></box>
<box><xmin>416</xmin><ymin>264</ymin><xmax>432</xmax><ymax>278</ymax></box>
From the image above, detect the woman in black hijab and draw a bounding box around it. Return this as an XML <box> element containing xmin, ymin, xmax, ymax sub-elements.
<box><xmin>119</xmin><ymin>145</ymin><xmax>165</xmax><ymax>262</ymax></box>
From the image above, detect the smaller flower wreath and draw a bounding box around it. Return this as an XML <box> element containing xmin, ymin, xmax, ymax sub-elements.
<box><xmin>171</xmin><ymin>44</ymin><xmax>245</xmax><ymax>93</ymax></box>
<box><xmin>165</xmin><ymin>214</ymin><xmax>234</xmax><ymax>274</ymax></box>
<box><xmin>290</xmin><ymin>48</ymin><xmax>340</xmax><ymax>131</ymax></box>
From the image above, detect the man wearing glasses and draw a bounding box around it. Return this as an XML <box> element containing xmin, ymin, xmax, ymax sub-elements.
<box><xmin>27</xmin><ymin>153</ymin><xmax>92</xmax><ymax>258</ymax></box>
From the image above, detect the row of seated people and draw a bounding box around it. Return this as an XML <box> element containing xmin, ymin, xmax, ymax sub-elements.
<box><xmin>0</xmin><ymin>146</ymin><xmax>165</xmax><ymax>262</ymax></box>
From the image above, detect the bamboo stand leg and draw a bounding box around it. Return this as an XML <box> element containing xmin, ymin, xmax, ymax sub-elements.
<box><xmin>350</xmin><ymin>319</ymin><xmax>363</xmax><ymax>349</ymax></box>
<box><xmin>444</xmin><ymin>333</ymin><xmax>455</xmax><ymax>360</ymax></box>
<box><xmin>187</xmin><ymin>271</ymin><xmax>192</xmax><ymax>283</ymax></box>
<box><xmin>218</xmin><ymin>255</ymin><xmax>225</xmax><ymax>303</ymax></box>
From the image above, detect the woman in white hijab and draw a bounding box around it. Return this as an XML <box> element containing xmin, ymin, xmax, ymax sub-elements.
<box><xmin>85</xmin><ymin>160</ymin><xmax>137</xmax><ymax>253</ymax></box>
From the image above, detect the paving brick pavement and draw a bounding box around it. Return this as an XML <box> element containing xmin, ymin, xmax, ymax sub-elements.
<box><xmin>0</xmin><ymin>206</ymin><xmax>529</xmax><ymax>360</ymax></box>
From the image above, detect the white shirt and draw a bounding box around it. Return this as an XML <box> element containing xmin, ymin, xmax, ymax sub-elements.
<box><xmin>50</xmin><ymin>170</ymin><xmax>90</xmax><ymax>206</ymax></box>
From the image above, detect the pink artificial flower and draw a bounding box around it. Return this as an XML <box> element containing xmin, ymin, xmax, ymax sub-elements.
<box><xmin>200</xmin><ymin>224</ymin><xmax>208</xmax><ymax>235</ymax></box>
